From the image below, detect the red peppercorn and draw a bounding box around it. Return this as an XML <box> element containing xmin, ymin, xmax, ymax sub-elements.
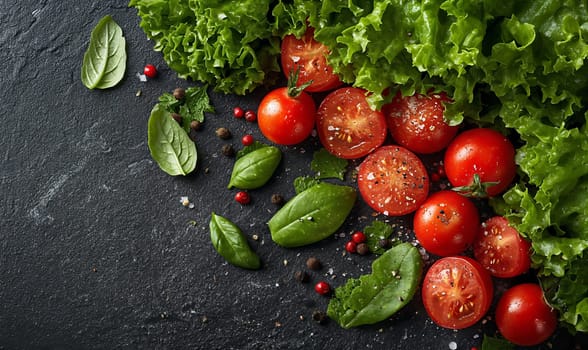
<box><xmin>314</xmin><ymin>281</ymin><xmax>330</xmax><ymax>295</ymax></box>
<box><xmin>143</xmin><ymin>64</ymin><xmax>158</xmax><ymax>78</ymax></box>
<box><xmin>233</xmin><ymin>106</ymin><xmax>244</xmax><ymax>119</ymax></box>
<box><xmin>351</xmin><ymin>231</ymin><xmax>367</xmax><ymax>244</ymax></box>
<box><xmin>244</xmin><ymin>109</ymin><xmax>257</xmax><ymax>122</ymax></box>
<box><xmin>345</xmin><ymin>240</ymin><xmax>357</xmax><ymax>254</ymax></box>
<box><xmin>234</xmin><ymin>191</ymin><xmax>250</xmax><ymax>205</ymax></box>
<box><xmin>241</xmin><ymin>134</ymin><xmax>254</xmax><ymax>146</ymax></box>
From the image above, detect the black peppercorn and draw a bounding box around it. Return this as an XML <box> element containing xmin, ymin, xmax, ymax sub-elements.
<box><xmin>378</xmin><ymin>238</ymin><xmax>391</xmax><ymax>249</ymax></box>
<box><xmin>294</xmin><ymin>270</ymin><xmax>309</xmax><ymax>283</ymax></box>
<box><xmin>173</xmin><ymin>87</ymin><xmax>186</xmax><ymax>100</ymax></box>
<box><xmin>271</xmin><ymin>193</ymin><xmax>284</xmax><ymax>206</ymax></box>
<box><xmin>215</xmin><ymin>127</ymin><xmax>231</xmax><ymax>140</ymax></box>
<box><xmin>221</xmin><ymin>144</ymin><xmax>235</xmax><ymax>157</ymax></box>
<box><xmin>311</xmin><ymin>310</ymin><xmax>328</xmax><ymax>324</ymax></box>
<box><xmin>306</xmin><ymin>257</ymin><xmax>322</xmax><ymax>271</ymax></box>
<box><xmin>190</xmin><ymin>120</ymin><xmax>201</xmax><ymax>131</ymax></box>
<box><xmin>356</xmin><ymin>243</ymin><xmax>369</xmax><ymax>255</ymax></box>
<box><xmin>171</xmin><ymin>113</ymin><xmax>182</xmax><ymax>124</ymax></box>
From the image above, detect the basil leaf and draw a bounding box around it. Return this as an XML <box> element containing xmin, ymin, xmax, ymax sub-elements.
<box><xmin>327</xmin><ymin>242</ymin><xmax>423</xmax><ymax>328</ymax></box>
<box><xmin>364</xmin><ymin>220</ymin><xmax>398</xmax><ymax>255</ymax></box>
<box><xmin>311</xmin><ymin>148</ymin><xmax>349</xmax><ymax>180</ymax></box>
<box><xmin>269</xmin><ymin>182</ymin><xmax>356</xmax><ymax>247</ymax></box>
<box><xmin>228</xmin><ymin>145</ymin><xmax>281</xmax><ymax>189</ymax></box>
<box><xmin>81</xmin><ymin>15</ymin><xmax>126</xmax><ymax>89</ymax></box>
<box><xmin>481</xmin><ymin>335</ymin><xmax>514</xmax><ymax>350</ymax></box>
<box><xmin>209</xmin><ymin>213</ymin><xmax>261</xmax><ymax>270</ymax></box>
<box><xmin>147</xmin><ymin>104</ymin><xmax>196</xmax><ymax>176</ymax></box>
<box><xmin>293</xmin><ymin>176</ymin><xmax>320</xmax><ymax>194</ymax></box>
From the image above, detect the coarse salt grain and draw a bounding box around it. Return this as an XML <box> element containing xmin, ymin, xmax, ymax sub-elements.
<box><xmin>448</xmin><ymin>341</ymin><xmax>457</xmax><ymax>350</ymax></box>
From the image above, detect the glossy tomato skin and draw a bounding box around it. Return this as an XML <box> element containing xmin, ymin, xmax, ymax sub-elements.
<box><xmin>444</xmin><ymin>128</ymin><xmax>516</xmax><ymax>197</ymax></box>
<box><xmin>473</xmin><ymin>216</ymin><xmax>531</xmax><ymax>278</ymax></box>
<box><xmin>413</xmin><ymin>190</ymin><xmax>479</xmax><ymax>256</ymax></box>
<box><xmin>281</xmin><ymin>27</ymin><xmax>343</xmax><ymax>93</ymax></box>
<box><xmin>316</xmin><ymin>87</ymin><xmax>387</xmax><ymax>159</ymax></box>
<box><xmin>257</xmin><ymin>87</ymin><xmax>316</xmax><ymax>145</ymax></box>
<box><xmin>383</xmin><ymin>92</ymin><xmax>458</xmax><ymax>154</ymax></box>
<box><xmin>495</xmin><ymin>283</ymin><xmax>558</xmax><ymax>346</ymax></box>
<box><xmin>357</xmin><ymin>145</ymin><xmax>429</xmax><ymax>216</ymax></box>
<box><xmin>422</xmin><ymin>256</ymin><xmax>493</xmax><ymax>330</ymax></box>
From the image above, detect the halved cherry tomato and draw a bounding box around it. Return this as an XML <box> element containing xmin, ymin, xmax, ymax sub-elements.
<box><xmin>357</xmin><ymin>145</ymin><xmax>429</xmax><ymax>216</ymax></box>
<box><xmin>281</xmin><ymin>27</ymin><xmax>342</xmax><ymax>93</ymax></box>
<box><xmin>257</xmin><ymin>79</ymin><xmax>316</xmax><ymax>145</ymax></box>
<box><xmin>495</xmin><ymin>283</ymin><xmax>558</xmax><ymax>346</ymax></box>
<box><xmin>473</xmin><ymin>216</ymin><xmax>531</xmax><ymax>278</ymax></box>
<box><xmin>413</xmin><ymin>190</ymin><xmax>479</xmax><ymax>257</ymax></box>
<box><xmin>422</xmin><ymin>256</ymin><xmax>493</xmax><ymax>330</ymax></box>
<box><xmin>444</xmin><ymin>128</ymin><xmax>516</xmax><ymax>197</ymax></box>
<box><xmin>316</xmin><ymin>87</ymin><xmax>387</xmax><ymax>159</ymax></box>
<box><xmin>383</xmin><ymin>92</ymin><xmax>459</xmax><ymax>154</ymax></box>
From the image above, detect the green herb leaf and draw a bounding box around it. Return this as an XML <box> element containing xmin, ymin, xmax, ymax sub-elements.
<box><xmin>327</xmin><ymin>242</ymin><xmax>423</xmax><ymax>329</ymax></box>
<box><xmin>179</xmin><ymin>86</ymin><xmax>215</xmax><ymax>131</ymax></box>
<box><xmin>81</xmin><ymin>15</ymin><xmax>126</xmax><ymax>89</ymax></box>
<box><xmin>269</xmin><ymin>182</ymin><xmax>356</xmax><ymax>247</ymax></box>
<box><xmin>481</xmin><ymin>335</ymin><xmax>515</xmax><ymax>350</ymax></box>
<box><xmin>157</xmin><ymin>93</ymin><xmax>182</xmax><ymax>113</ymax></box>
<box><xmin>209</xmin><ymin>213</ymin><xmax>261</xmax><ymax>270</ymax></box>
<box><xmin>293</xmin><ymin>176</ymin><xmax>321</xmax><ymax>194</ymax></box>
<box><xmin>311</xmin><ymin>148</ymin><xmax>349</xmax><ymax>180</ymax></box>
<box><xmin>147</xmin><ymin>104</ymin><xmax>196</xmax><ymax>176</ymax></box>
<box><xmin>364</xmin><ymin>221</ymin><xmax>398</xmax><ymax>255</ymax></box>
<box><xmin>228</xmin><ymin>144</ymin><xmax>281</xmax><ymax>189</ymax></box>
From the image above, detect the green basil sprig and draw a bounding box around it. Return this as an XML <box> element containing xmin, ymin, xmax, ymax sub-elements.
<box><xmin>327</xmin><ymin>242</ymin><xmax>423</xmax><ymax>328</ymax></box>
<box><xmin>227</xmin><ymin>144</ymin><xmax>281</xmax><ymax>189</ymax></box>
<box><xmin>209</xmin><ymin>213</ymin><xmax>261</xmax><ymax>270</ymax></box>
<box><xmin>81</xmin><ymin>15</ymin><xmax>126</xmax><ymax>89</ymax></box>
<box><xmin>268</xmin><ymin>182</ymin><xmax>356</xmax><ymax>247</ymax></box>
<box><xmin>147</xmin><ymin>104</ymin><xmax>196</xmax><ymax>176</ymax></box>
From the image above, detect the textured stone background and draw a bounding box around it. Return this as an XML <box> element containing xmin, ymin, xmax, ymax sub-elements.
<box><xmin>0</xmin><ymin>1</ymin><xmax>585</xmax><ymax>349</ymax></box>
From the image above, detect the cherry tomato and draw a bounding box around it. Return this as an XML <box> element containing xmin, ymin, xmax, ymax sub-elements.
<box><xmin>495</xmin><ymin>283</ymin><xmax>558</xmax><ymax>346</ymax></box>
<box><xmin>422</xmin><ymin>256</ymin><xmax>493</xmax><ymax>330</ymax></box>
<box><xmin>143</xmin><ymin>64</ymin><xmax>157</xmax><ymax>78</ymax></box>
<box><xmin>444</xmin><ymin>128</ymin><xmax>516</xmax><ymax>197</ymax></box>
<box><xmin>281</xmin><ymin>27</ymin><xmax>342</xmax><ymax>93</ymax></box>
<box><xmin>383</xmin><ymin>92</ymin><xmax>459</xmax><ymax>154</ymax></box>
<box><xmin>316</xmin><ymin>87</ymin><xmax>387</xmax><ymax>159</ymax></box>
<box><xmin>413</xmin><ymin>190</ymin><xmax>479</xmax><ymax>257</ymax></box>
<box><xmin>358</xmin><ymin>145</ymin><xmax>429</xmax><ymax>216</ymax></box>
<box><xmin>314</xmin><ymin>281</ymin><xmax>331</xmax><ymax>295</ymax></box>
<box><xmin>473</xmin><ymin>216</ymin><xmax>531</xmax><ymax>278</ymax></box>
<box><xmin>257</xmin><ymin>83</ymin><xmax>315</xmax><ymax>145</ymax></box>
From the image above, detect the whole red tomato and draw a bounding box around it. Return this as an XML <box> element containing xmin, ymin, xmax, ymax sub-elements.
<box><xmin>257</xmin><ymin>77</ymin><xmax>316</xmax><ymax>145</ymax></box>
<box><xmin>495</xmin><ymin>283</ymin><xmax>558</xmax><ymax>346</ymax></box>
<box><xmin>444</xmin><ymin>128</ymin><xmax>516</xmax><ymax>197</ymax></box>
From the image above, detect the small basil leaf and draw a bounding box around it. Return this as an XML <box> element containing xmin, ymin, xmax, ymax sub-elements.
<box><xmin>209</xmin><ymin>213</ymin><xmax>261</xmax><ymax>270</ymax></box>
<box><xmin>269</xmin><ymin>182</ymin><xmax>356</xmax><ymax>247</ymax></box>
<box><xmin>327</xmin><ymin>242</ymin><xmax>423</xmax><ymax>328</ymax></box>
<box><xmin>228</xmin><ymin>145</ymin><xmax>281</xmax><ymax>189</ymax></box>
<box><xmin>147</xmin><ymin>104</ymin><xmax>197</xmax><ymax>176</ymax></box>
<box><xmin>293</xmin><ymin>176</ymin><xmax>321</xmax><ymax>194</ymax></box>
<box><xmin>311</xmin><ymin>148</ymin><xmax>349</xmax><ymax>180</ymax></box>
<box><xmin>81</xmin><ymin>15</ymin><xmax>126</xmax><ymax>89</ymax></box>
<box><xmin>364</xmin><ymin>220</ymin><xmax>398</xmax><ymax>255</ymax></box>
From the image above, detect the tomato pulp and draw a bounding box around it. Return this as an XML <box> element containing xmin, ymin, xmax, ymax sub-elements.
<box><xmin>281</xmin><ymin>27</ymin><xmax>342</xmax><ymax>93</ymax></box>
<box><xmin>357</xmin><ymin>145</ymin><xmax>429</xmax><ymax>216</ymax></box>
<box><xmin>316</xmin><ymin>87</ymin><xmax>387</xmax><ymax>159</ymax></box>
<box><xmin>422</xmin><ymin>256</ymin><xmax>493</xmax><ymax>330</ymax></box>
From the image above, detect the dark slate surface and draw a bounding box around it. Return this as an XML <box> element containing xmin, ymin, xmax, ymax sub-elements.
<box><xmin>1</xmin><ymin>1</ymin><xmax>586</xmax><ymax>349</ymax></box>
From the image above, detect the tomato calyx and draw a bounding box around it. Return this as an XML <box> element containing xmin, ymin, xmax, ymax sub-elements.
<box><xmin>451</xmin><ymin>173</ymin><xmax>499</xmax><ymax>198</ymax></box>
<box><xmin>287</xmin><ymin>68</ymin><xmax>313</xmax><ymax>98</ymax></box>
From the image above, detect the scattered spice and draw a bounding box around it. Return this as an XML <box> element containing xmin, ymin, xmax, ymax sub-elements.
<box><xmin>271</xmin><ymin>193</ymin><xmax>284</xmax><ymax>206</ymax></box>
<box><xmin>312</xmin><ymin>310</ymin><xmax>328</xmax><ymax>324</ymax></box>
<box><xmin>233</xmin><ymin>106</ymin><xmax>244</xmax><ymax>119</ymax></box>
<box><xmin>345</xmin><ymin>240</ymin><xmax>357</xmax><ymax>253</ymax></box>
<box><xmin>190</xmin><ymin>120</ymin><xmax>201</xmax><ymax>131</ymax></box>
<box><xmin>234</xmin><ymin>191</ymin><xmax>251</xmax><ymax>205</ymax></box>
<box><xmin>294</xmin><ymin>270</ymin><xmax>309</xmax><ymax>283</ymax></box>
<box><xmin>244</xmin><ymin>109</ymin><xmax>257</xmax><ymax>122</ymax></box>
<box><xmin>173</xmin><ymin>87</ymin><xmax>186</xmax><ymax>100</ymax></box>
<box><xmin>314</xmin><ymin>281</ymin><xmax>331</xmax><ymax>295</ymax></box>
<box><xmin>378</xmin><ymin>238</ymin><xmax>392</xmax><ymax>249</ymax></box>
<box><xmin>306</xmin><ymin>257</ymin><xmax>322</xmax><ymax>271</ymax></box>
<box><xmin>215</xmin><ymin>127</ymin><xmax>231</xmax><ymax>139</ymax></box>
<box><xmin>356</xmin><ymin>242</ymin><xmax>369</xmax><ymax>255</ymax></box>
<box><xmin>221</xmin><ymin>144</ymin><xmax>235</xmax><ymax>157</ymax></box>
<box><xmin>171</xmin><ymin>112</ymin><xmax>182</xmax><ymax>124</ymax></box>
